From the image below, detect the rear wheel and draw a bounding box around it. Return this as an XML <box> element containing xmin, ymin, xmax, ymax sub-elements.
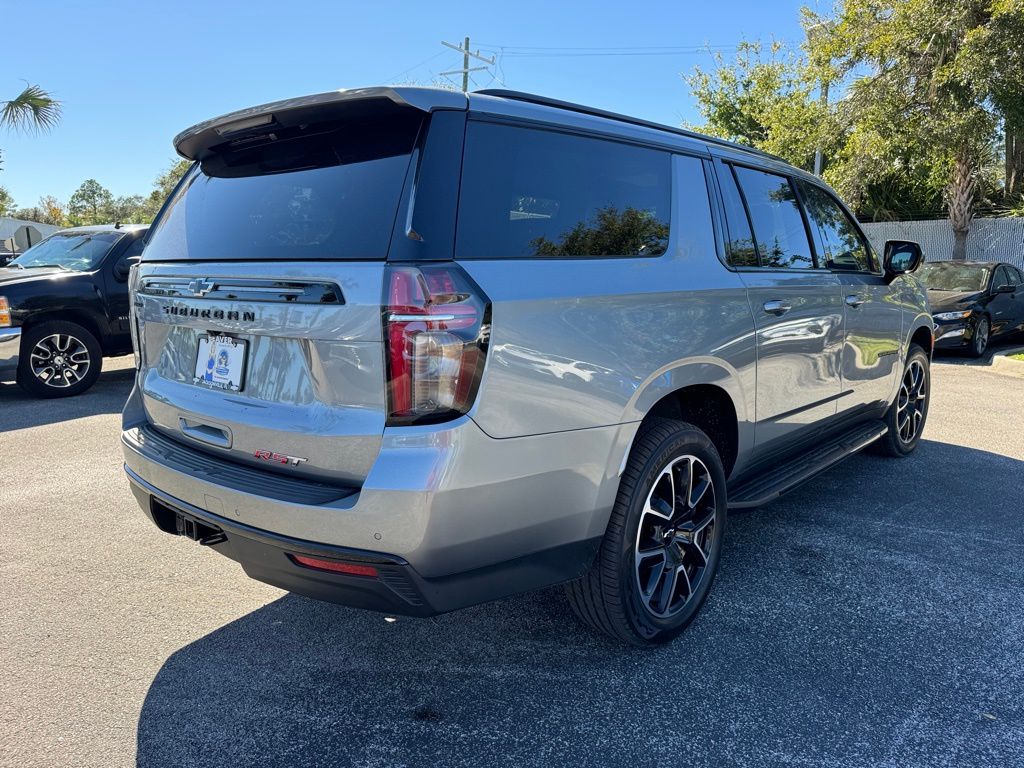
<box><xmin>876</xmin><ymin>344</ymin><xmax>930</xmax><ymax>457</ymax></box>
<box><xmin>565</xmin><ymin>419</ymin><xmax>727</xmax><ymax>645</ymax></box>
<box><xmin>16</xmin><ymin>321</ymin><xmax>103</xmax><ymax>398</ymax></box>
<box><xmin>969</xmin><ymin>316</ymin><xmax>990</xmax><ymax>358</ymax></box>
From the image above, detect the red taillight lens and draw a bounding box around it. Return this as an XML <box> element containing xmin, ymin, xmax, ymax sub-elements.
<box><xmin>289</xmin><ymin>554</ymin><xmax>379</xmax><ymax>577</ymax></box>
<box><xmin>383</xmin><ymin>264</ymin><xmax>490</xmax><ymax>426</ymax></box>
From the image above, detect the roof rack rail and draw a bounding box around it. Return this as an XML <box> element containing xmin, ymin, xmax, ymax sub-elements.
<box><xmin>474</xmin><ymin>88</ymin><xmax>788</xmax><ymax>164</ymax></box>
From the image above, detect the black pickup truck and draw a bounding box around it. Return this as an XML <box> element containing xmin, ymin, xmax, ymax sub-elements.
<box><xmin>0</xmin><ymin>224</ymin><xmax>147</xmax><ymax>397</ymax></box>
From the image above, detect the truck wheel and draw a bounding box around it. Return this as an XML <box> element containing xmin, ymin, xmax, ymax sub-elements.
<box><xmin>565</xmin><ymin>418</ymin><xmax>727</xmax><ymax>646</ymax></box>
<box><xmin>875</xmin><ymin>343</ymin><xmax>930</xmax><ymax>457</ymax></box>
<box><xmin>16</xmin><ymin>321</ymin><xmax>103</xmax><ymax>398</ymax></box>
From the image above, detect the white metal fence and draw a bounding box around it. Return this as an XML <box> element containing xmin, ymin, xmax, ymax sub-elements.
<box><xmin>860</xmin><ymin>217</ymin><xmax>1024</xmax><ymax>271</ymax></box>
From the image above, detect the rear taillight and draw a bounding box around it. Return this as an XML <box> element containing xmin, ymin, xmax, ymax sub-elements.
<box><xmin>383</xmin><ymin>264</ymin><xmax>490</xmax><ymax>426</ymax></box>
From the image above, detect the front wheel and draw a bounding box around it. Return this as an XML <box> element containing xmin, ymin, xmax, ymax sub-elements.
<box><xmin>876</xmin><ymin>344</ymin><xmax>930</xmax><ymax>457</ymax></box>
<box><xmin>16</xmin><ymin>321</ymin><xmax>103</xmax><ymax>398</ymax></box>
<box><xmin>565</xmin><ymin>419</ymin><xmax>727</xmax><ymax>645</ymax></box>
<box><xmin>969</xmin><ymin>316</ymin><xmax>990</xmax><ymax>358</ymax></box>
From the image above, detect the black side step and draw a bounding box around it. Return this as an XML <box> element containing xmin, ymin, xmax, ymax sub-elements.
<box><xmin>727</xmin><ymin>421</ymin><xmax>888</xmax><ymax>510</ymax></box>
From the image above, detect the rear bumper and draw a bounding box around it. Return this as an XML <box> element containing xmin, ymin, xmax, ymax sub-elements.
<box><xmin>121</xmin><ymin>382</ymin><xmax>637</xmax><ymax>613</ymax></box>
<box><xmin>0</xmin><ymin>327</ymin><xmax>21</xmax><ymax>378</ymax></box>
<box><xmin>126</xmin><ymin>471</ymin><xmax>599</xmax><ymax>616</ymax></box>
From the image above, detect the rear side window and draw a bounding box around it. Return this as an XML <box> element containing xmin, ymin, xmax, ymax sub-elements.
<box><xmin>1009</xmin><ymin>267</ymin><xmax>1022</xmax><ymax>286</ymax></box>
<box><xmin>456</xmin><ymin>122</ymin><xmax>671</xmax><ymax>258</ymax></box>
<box><xmin>144</xmin><ymin>110</ymin><xmax>422</xmax><ymax>261</ymax></box>
<box><xmin>733</xmin><ymin>166</ymin><xmax>814</xmax><ymax>269</ymax></box>
<box><xmin>797</xmin><ymin>180</ymin><xmax>874</xmax><ymax>272</ymax></box>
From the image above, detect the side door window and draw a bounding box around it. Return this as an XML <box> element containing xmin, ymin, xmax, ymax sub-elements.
<box><xmin>731</xmin><ymin>165</ymin><xmax>815</xmax><ymax>269</ymax></box>
<box><xmin>796</xmin><ymin>180</ymin><xmax>875</xmax><ymax>272</ymax></box>
<box><xmin>992</xmin><ymin>265</ymin><xmax>1012</xmax><ymax>291</ymax></box>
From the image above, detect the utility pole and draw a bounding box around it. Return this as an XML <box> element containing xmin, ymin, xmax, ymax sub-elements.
<box><xmin>440</xmin><ymin>37</ymin><xmax>495</xmax><ymax>92</ymax></box>
<box><xmin>806</xmin><ymin>20</ymin><xmax>833</xmax><ymax>178</ymax></box>
<box><xmin>813</xmin><ymin>80</ymin><xmax>830</xmax><ymax>177</ymax></box>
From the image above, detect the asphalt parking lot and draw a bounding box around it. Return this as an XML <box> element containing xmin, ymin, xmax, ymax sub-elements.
<box><xmin>2</xmin><ymin>351</ymin><xmax>1022</xmax><ymax>768</ymax></box>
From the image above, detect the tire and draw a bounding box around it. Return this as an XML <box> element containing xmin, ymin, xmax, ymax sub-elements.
<box><xmin>565</xmin><ymin>418</ymin><xmax>727</xmax><ymax>646</ymax></box>
<box><xmin>876</xmin><ymin>343</ymin><xmax>930</xmax><ymax>457</ymax></box>
<box><xmin>16</xmin><ymin>321</ymin><xmax>103</xmax><ymax>398</ymax></box>
<box><xmin>969</xmin><ymin>316</ymin><xmax>990</xmax><ymax>358</ymax></box>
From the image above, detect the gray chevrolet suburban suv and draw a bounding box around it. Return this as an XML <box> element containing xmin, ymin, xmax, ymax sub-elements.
<box><xmin>121</xmin><ymin>87</ymin><xmax>933</xmax><ymax>645</ymax></box>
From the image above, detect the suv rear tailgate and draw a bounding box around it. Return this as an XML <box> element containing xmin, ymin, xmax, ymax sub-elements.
<box><xmin>134</xmin><ymin>261</ymin><xmax>387</xmax><ymax>485</ymax></box>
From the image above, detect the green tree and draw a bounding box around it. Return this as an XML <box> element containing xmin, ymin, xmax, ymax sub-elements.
<box><xmin>686</xmin><ymin>40</ymin><xmax>830</xmax><ymax>171</ymax></box>
<box><xmin>145</xmin><ymin>159</ymin><xmax>191</xmax><ymax>219</ymax></box>
<box><xmin>110</xmin><ymin>194</ymin><xmax>148</xmax><ymax>224</ymax></box>
<box><xmin>67</xmin><ymin>179</ymin><xmax>114</xmax><ymax>226</ymax></box>
<box><xmin>37</xmin><ymin>195</ymin><xmax>67</xmax><ymax>227</ymax></box>
<box><xmin>1</xmin><ymin>83</ymin><xmax>61</xmax><ymax>171</ymax></box>
<box><xmin>0</xmin><ymin>185</ymin><xmax>14</xmax><ymax>216</ymax></box>
<box><xmin>809</xmin><ymin>0</ymin><xmax>1024</xmax><ymax>258</ymax></box>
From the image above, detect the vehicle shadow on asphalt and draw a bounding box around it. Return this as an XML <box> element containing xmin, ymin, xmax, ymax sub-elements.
<box><xmin>135</xmin><ymin>439</ymin><xmax>1024</xmax><ymax>768</ymax></box>
<box><xmin>0</xmin><ymin>362</ymin><xmax>134</xmax><ymax>431</ymax></box>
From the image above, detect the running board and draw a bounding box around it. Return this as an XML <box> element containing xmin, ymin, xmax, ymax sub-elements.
<box><xmin>727</xmin><ymin>421</ymin><xmax>888</xmax><ymax>510</ymax></box>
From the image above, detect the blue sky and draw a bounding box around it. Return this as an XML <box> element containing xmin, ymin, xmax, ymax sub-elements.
<box><xmin>1</xmin><ymin>0</ymin><xmax>820</xmax><ymax>207</ymax></box>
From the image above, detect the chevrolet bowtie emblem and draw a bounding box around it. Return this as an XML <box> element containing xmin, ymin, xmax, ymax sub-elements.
<box><xmin>187</xmin><ymin>278</ymin><xmax>216</xmax><ymax>297</ymax></box>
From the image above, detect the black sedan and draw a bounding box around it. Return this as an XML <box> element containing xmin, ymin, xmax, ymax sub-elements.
<box><xmin>916</xmin><ymin>260</ymin><xmax>1024</xmax><ymax>356</ymax></box>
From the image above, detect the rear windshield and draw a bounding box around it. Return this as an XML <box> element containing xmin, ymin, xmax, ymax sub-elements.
<box><xmin>144</xmin><ymin>111</ymin><xmax>422</xmax><ymax>261</ymax></box>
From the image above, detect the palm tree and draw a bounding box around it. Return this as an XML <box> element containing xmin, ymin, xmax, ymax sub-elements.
<box><xmin>2</xmin><ymin>83</ymin><xmax>61</xmax><ymax>132</ymax></box>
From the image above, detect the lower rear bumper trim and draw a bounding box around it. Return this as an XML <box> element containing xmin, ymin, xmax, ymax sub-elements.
<box><xmin>125</xmin><ymin>466</ymin><xmax>600</xmax><ymax>617</ymax></box>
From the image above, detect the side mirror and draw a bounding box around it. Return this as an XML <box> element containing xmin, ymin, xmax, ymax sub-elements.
<box><xmin>113</xmin><ymin>255</ymin><xmax>141</xmax><ymax>281</ymax></box>
<box><xmin>883</xmin><ymin>240</ymin><xmax>923</xmax><ymax>279</ymax></box>
<box><xmin>994</xmin><ymin>283</ymin><xmax>1015</xmax><ymax>294</ymax></box>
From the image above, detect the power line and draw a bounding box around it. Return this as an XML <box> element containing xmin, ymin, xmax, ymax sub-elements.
<box><xmin>440</xmin><ymin>37</ymin><xmax>496</xmax><ymax>92</ymax></box>
<box><xmin>383</xmin><ymin>50</ymin><xmax>447</xmax><ymax>84</ymax></box>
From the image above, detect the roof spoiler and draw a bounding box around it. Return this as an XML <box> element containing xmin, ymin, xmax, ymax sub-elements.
<box><xmin>173</xmin><ymin>86</ymin><xmax>467</xmax><ymax>161</ymax></box>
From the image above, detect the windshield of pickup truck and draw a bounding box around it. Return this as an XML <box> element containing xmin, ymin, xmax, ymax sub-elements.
<box><xmin>916</xmin><ymin>262</ymin><xmax>990</xmax><ymax>293</ymax></box>
<box><xmin>9</xmin><ymin>231</ymin><xmax>123</xmax><ymax>271</ymax></box>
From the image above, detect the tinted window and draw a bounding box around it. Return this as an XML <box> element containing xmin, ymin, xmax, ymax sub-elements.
<box><xmin>797</xmin><ymin>180</ymin><xmax>872</xmax><ymax>271</ymax></box>
<box><xmin>993</xmin><ymin>266</ymin><xmax>1010</xmax><ymax>289</ymax></box>
<box><xmin>674</xmin><ymin>156</ymin><xmax>717</xmax><ymax>261</ymax></box>
<box><xmin>145</xmin><ymin>110</ymin><xmax>422</xmax><ymax>261</ymax></box>
<box><xmin>733</xmin><ymin>166</ymin><xmax>813</xmax><ymax>269</ymax></box>
<box><xmin>1009</xmin><ymin>267</ymin><xmax>1023</xmax><ymax>286</ymax></box>
<box><xmin>718</xmin><ymin>164</ymin><xmax>758</xmax><ymax>267</ymax></box>
<box><xmin>456</xmin><ymin>122</ymin><xmax>671</xmax><ymax>258</ymax></box>
<box><xmin>11</xmin><ymin>231</ymin><xmax>123</xmax><ymax>271</ymax></box>
<box><xmin>121</xmin><ymin>238</ymin><xmax>145</xmax><ymax>259</ymax></box>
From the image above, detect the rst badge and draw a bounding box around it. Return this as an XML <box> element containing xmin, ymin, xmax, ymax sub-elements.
<box><xmin>253</xmin><ymin>450</ymin><xmax>309</xmax><ymax>467</ymax></box>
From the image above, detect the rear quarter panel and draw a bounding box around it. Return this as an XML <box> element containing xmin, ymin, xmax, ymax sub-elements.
<box><xmin>459</xmin><ymin>151</ymin><xmax>757</xmax><ymax>471</ymax></box>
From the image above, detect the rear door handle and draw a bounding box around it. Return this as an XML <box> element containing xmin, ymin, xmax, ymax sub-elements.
<box><xmin>845</xmin><ymin>294</ymin><xmax>866</xmax><ymax>308</ymax></box>
<box><xmin>763</xmin><ymin>300</ymin><xmax>792</xmax><ymax>316</ymax></box>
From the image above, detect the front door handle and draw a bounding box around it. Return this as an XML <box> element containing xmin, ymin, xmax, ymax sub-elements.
<box><xmin>763</xmin><ymin>300</ymin><xmax>792</xmax><ymax>316</ymax></box>
<box><xmin>845</xmin><ymin>294</ymin><xmax>866</xmax><ymax>308</ymax></box>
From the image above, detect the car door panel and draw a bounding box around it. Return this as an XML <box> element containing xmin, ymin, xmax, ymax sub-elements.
<box><xmin>713</xmin><ymin>160</ymin><xmax>844</xmax><ymax>457</ymax></box>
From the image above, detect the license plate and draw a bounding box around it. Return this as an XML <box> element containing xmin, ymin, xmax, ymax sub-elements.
<box><xmin>193</xmin><ymin>335</ymin><xmax>247</xmax><ymax>392</ymax></box>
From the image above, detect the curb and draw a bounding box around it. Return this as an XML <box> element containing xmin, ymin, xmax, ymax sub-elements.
<box><xmin>990</xmin><ymin>347</ymin><xmax>1024</xmax><ymax>377</ymax></box>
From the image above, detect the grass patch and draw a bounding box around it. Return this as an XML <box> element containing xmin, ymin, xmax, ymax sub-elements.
<box><xmin>1010</xmin><ymin>353</ymin><xmax>1024</xmax><ymax>361</ymax></box>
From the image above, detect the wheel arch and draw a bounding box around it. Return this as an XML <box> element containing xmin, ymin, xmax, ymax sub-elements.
<box><xmin>20</xmin><ymin>309</ymin><xmax>104</xmax><ymax>350</ymax></box>
<box><xmin>626</xmin><ymin>359</ymin><xmax>751</xmax><ymax>480</ymax></box>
